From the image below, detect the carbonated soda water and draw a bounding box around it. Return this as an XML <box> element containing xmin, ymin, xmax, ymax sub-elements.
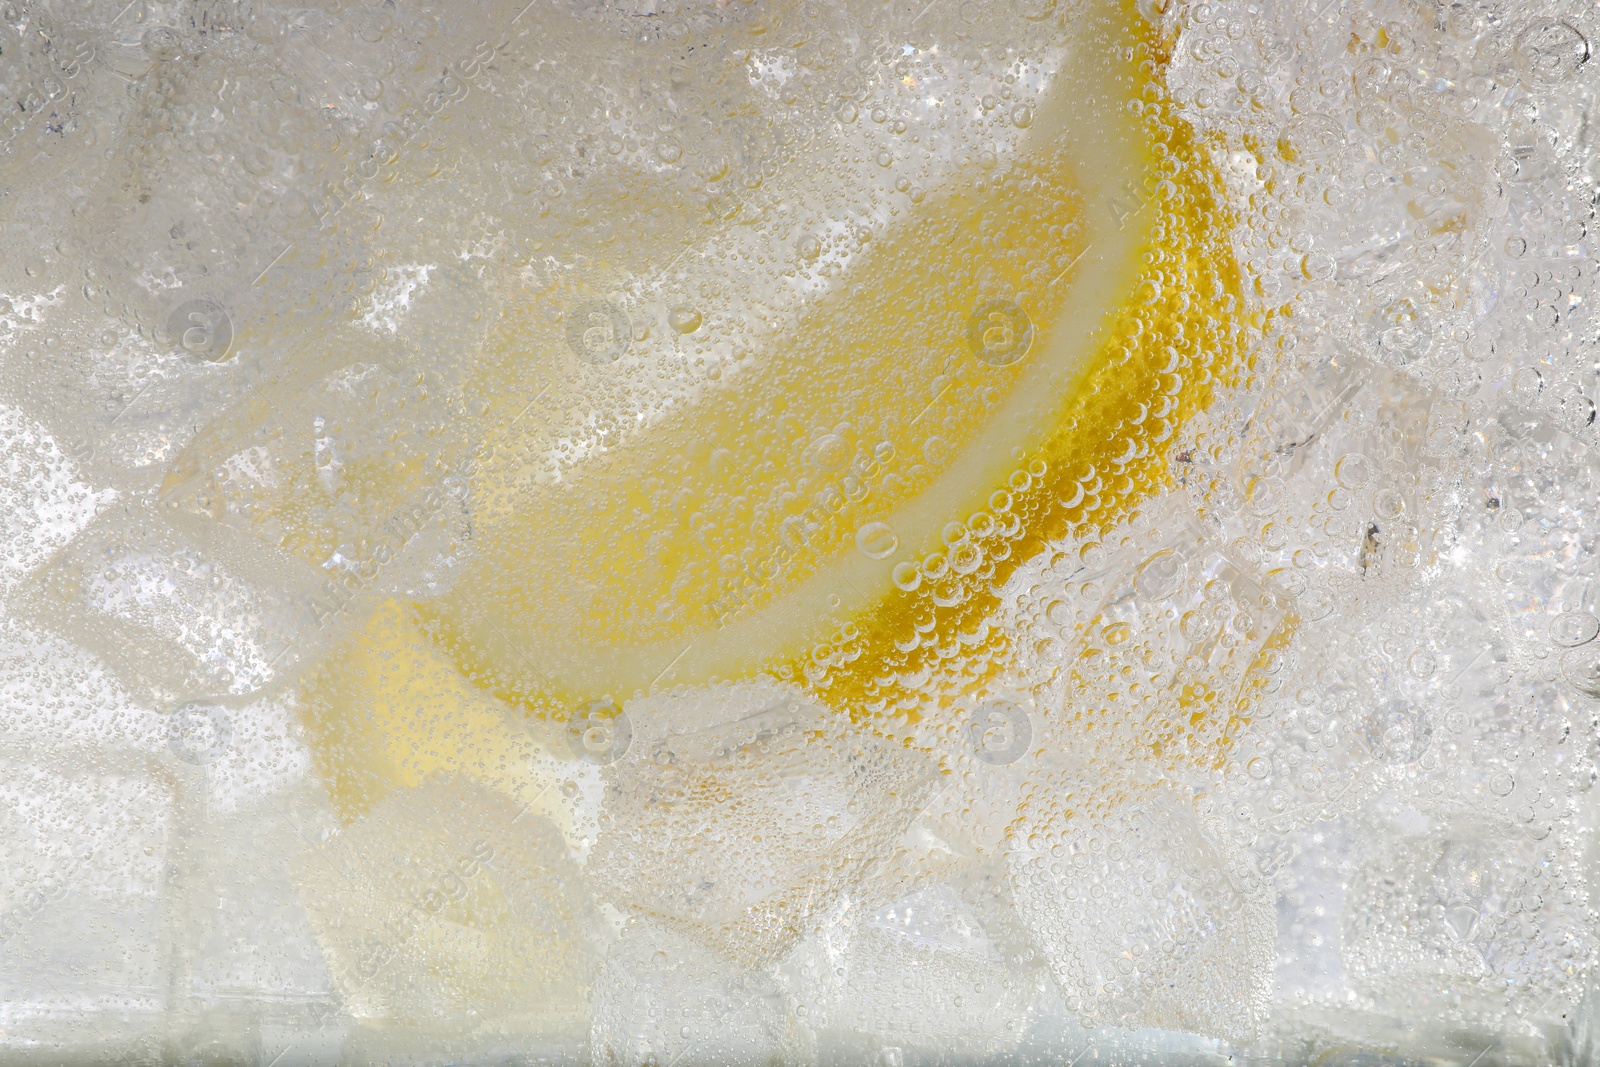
<box><xmin>0</xmin><ymin>0</ymin><xmax>1597</xmax><ymax>1063</ymax></box>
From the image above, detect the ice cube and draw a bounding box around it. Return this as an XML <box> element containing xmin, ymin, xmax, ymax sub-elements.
<box><xmin>1340</xmin><ymin>808</ymin><xmax>1592</xmax><ymax>1025</ymax></box>
<box><xmin>588</xmin><ymin>680</ymin><xmax>940</xmax><ymax>965</ymax></box>
<box><xmin>14</xmin><ymin>496</ymin><xmax>329</xmax><ymax>707</ymax></box>
<box><xmin>1007</xmin><ymin>767</ymin><xmax>1274</xmax><ymax>1042</ymax></box>
<box><xmin>293</xmin><ymin>777</ymin><xmax>604</xmax><ymax>1032</ymax></box>
<box><xmin>0</xmin><ymin>756</ymin><xmax>173</xmax><ymax>1034</ymax></box>
<box><xmin>782</xmin><ymin>879</ymin><xmax>1033</xmax><ymax>1058</ymax></box>
<box><xmin>0</xmin><ymin>403</ymin><xmax>114</xmax><ymax>601</ymax></box>
<box><xmin>590</xmin><ymin>921</ymin><xmax>799</xmax><ymax>1067</ymax></box>
<box><xmin>997</xmin><ymin>499</ymin><xmax>1290</xmax><ymax>776</ymax></box>
<box><xmin>158</xmin><ymin>350</ymin><xmax>474</xmax><ymax>617</ymax></box>
<box><xmin>182</xmin><ymin>791</ymin><xmax>345</xmax><ymax>1021</ymax></box>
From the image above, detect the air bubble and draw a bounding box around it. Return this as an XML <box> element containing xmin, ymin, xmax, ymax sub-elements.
<box><xmin>856</xmin><ymin>522</ymin><xmax>898</xmax><ymax>559</ymax></box>
<box><xmin>1552</xmin><ymin>611</ymin><xmax>1600</xmax><ymax>648</ymax></box>
<box><xmin>1517</xmin><ymin>19</ymin><xmax>1590</xmax><ymax>84</ymax></box>
<box><xmin>142</xmin><ymin>26</ymin><xmax>181</xmax><ymax>61</ymax></box>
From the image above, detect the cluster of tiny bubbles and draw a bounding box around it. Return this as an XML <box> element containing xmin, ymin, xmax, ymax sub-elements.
<box><xmin>1127</xmin><ymin>0</ymin><xmax>1600</xmax><ymax>1043</ymax></box>
<box><xmin>2</xmin><ymin>0</ymin><xmax>1600</xmax><ymax>1061</ymax></box>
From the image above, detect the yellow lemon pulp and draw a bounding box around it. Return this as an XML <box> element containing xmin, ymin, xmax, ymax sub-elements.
<box><xmin>287</xmin><ymin>0</ymin><xmax>1277</xmax><ymax>820</ymax></box>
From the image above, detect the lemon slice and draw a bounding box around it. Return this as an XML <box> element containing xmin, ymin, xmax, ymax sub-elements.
<box><xmin>425</xmin><ymin>0</ymin><xmax>1256</xmax><ymax>724</ymax></box>
<box><xmin>273</xmin><ymin>0</ymin><xmax>1268</xmax><ymax>823</ymax></box>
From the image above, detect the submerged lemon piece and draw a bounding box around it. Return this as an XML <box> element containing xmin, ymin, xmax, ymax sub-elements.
<box><xmin>299</xmin><ymin>598</ymin><xmax>564</xmax><ymax>822</ymax></box>
<box><xmin>280</xmin><ymin>0</ymin><xmax>1269</xmax><ymax>821</ymax></box>
<box><xmin>426</xmin><ymin>0</ymin><xmax>1253</xmax><ymax>726</ymax></box>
